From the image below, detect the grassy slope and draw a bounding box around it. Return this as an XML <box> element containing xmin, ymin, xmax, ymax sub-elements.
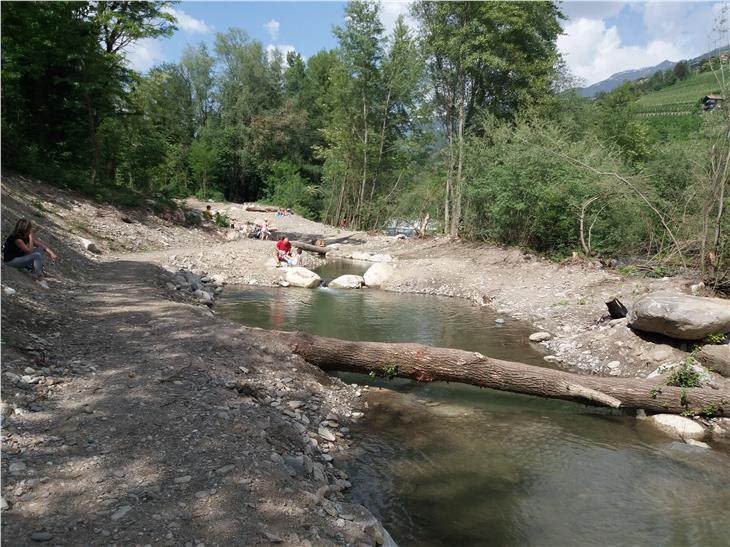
<box><xmin>633</xmin><ymin>70</ymin><xmax>725</xmax><ymax>140</ymax></box>
<box><xmin>635</xmin><ymin>71</ymin><xmax>723</xmax><ymax>112</ymax></box>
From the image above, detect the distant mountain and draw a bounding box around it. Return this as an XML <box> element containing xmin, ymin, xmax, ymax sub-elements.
<box><xmin>577</xmin><ymin>60</ymin><xmax>676</xmax><ymax>97</ymax></box>
<box><xmin>576</xmin><ymin>46</ymin><xmax>730</xmax><ymax>98</ymax></box>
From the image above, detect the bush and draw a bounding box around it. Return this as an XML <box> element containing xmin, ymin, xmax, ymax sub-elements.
<box><xmin>262</xmin><ymin>160</ymin><xmax>318</xmax><ymax>218</ymax></box>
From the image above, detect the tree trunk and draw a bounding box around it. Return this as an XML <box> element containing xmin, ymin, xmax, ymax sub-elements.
<box><xmin>85</xmin><ymin>94</ymin><xmax>99</xmax><ymax>185</ymax></box>
<box><xmin>279</xmin><ymin>332</ymin><xmax>730</xmax><ymax>417</ymax></box>
<box><xmin>290</xmin><ymin>240</ymin><xmax>328</xmax><ymax>255</ymax></box>
<box><xmin>450</xmin><ymin>69</ymin><xmax>466</xmax><ymax>237</ymax></box>
<box><xmin>359</xmin><ymin>95</ymin><xmax>369</xmax><ymax>228</ymax></box>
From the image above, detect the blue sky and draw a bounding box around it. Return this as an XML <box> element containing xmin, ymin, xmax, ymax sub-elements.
<box><xmin>127</xmin><ymin>1</ymin><xmax>729</xmax><ymax>86</ymax></box>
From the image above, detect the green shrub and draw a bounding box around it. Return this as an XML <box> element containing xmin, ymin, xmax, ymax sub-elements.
<box><xmin>666</xmin><ymin>356</ymin><xmax>702</xmax><ymax>388</ymax></box>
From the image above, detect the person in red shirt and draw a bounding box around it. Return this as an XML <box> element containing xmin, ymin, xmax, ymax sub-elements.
<box><xmin>275</xmin><ymin>237</ymin><xmax>292</xmax><ymax>265</ymax></box>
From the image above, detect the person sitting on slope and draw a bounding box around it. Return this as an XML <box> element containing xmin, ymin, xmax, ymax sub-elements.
<box><xmin>3</xmin><ymin>218</ymin><xmax>58</xmax><ymax>279</ymax></box>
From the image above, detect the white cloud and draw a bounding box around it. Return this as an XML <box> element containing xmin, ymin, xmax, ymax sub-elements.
<box><xmin>558</xmin><ymin>17</ymin><xmax>685</xmax><ymax>85</ymax></box>
<box><xmin>264</xmin><ymin>19</ymin><xmax>281</xmax><ymax>41</ymax></box>
<box><xmin>125</xmin><ymin>38</ymin><xmax>165</xmax><ymax>72</ymax></box>
<box><xmin>266</xmin><ymin>44</ymin><xmax>297</xmax><ymax>62</ymax></box>
<box><xmin>560</xmin><ymin>2</ymin><xmax>626</xmax><ymax>22</ymax></box>
<box><xmin>642</xmin><ymin>2</ymin><xmax>725</xmax><ymax>54</ymax></box>
<box><xmin>380</xmin><ymin>1</ymin><xmax>417</xmax><ymax>35</ymax></box>
<box><xmin>164</xmin><ymin>7</ymin><xmax>212</xmax><ymax>34</ymax></box>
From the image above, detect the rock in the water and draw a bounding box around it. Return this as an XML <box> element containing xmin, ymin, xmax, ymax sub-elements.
<box><xmin>363</xmin><ymin>263</ymin><xmax>393</xmax><ymax>288</ymax></box>
<box><xmin>696</xmin><ymin>345</ymin><xmax>730</xmax><ymax>378</ymax></box>
<box><xmin>627</xmin><ymin>292</ymin><xmax>730</xmax><ymax>340</ymax></box>
<box><xmin>646</xmin><ymin>414</ymin><xmax>707</xmax><ymax>441</ymax></box>
<box><xmin>528</xmin><ymin>332</ymin><xmax>551</xmax><ymax>342</ymax></box>
<box><xmin>79</xmin><ymin>237</ymin><xmax>101</xmax><ymax>254</ymax></box>
<box><xmin>328</xmin><ymin>275</ymin><xmax>364</xmax><ymax>289</ymax></box>
<box><xmin>285</xmin><ymin>267</ymin><xmax>321</xmax><ymax>289</ymax></box>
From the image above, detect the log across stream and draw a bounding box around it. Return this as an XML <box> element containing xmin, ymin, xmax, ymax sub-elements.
<box><xmin>279</xmin><ymin>331</ymin><xmax>729</xmax><ymax>416</ymax></box>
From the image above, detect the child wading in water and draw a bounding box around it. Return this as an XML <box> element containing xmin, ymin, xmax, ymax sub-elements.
<box><xmin>3</xmin><ymin>218</ymin><xmax>58</xmax><ymax>280</ymax></box>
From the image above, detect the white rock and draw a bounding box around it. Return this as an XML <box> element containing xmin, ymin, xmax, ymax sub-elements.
<box><xmin>529</xmin><ymin>332</ymin><xmax>552</xmax><ymax>342</ymax></box>
<box><xmin>370</xmin><ymin>253</ymin><xmax>393</xmax><ymax>263</ymax></box>
<box><xmin>210</xmin><ymin>274</ymin><xmax>225</xmax><ymax>286</ymax></box>
<box><xmin>79</xmin><ymin>237</ymin><xmax>101</xmax><ymax>254</ymax></box>
<box><xmin>2</xmin><ymin>287</ymin><xmax>16</xmax><ymax>296</ymax></box>
<box><xmin>318</xmin><ymin>427</ymin><xmax>336</xmax><ymax>442</ymax></box>
<box><xmin>350</xmin><ymin>251</ymin><xmax>373</xmax><ymax>261</ymax></box>
<box><xmin>328</xmin><ymin>275</ymin><xmax>364</xmax><ymax>289</ymax></box>
<box><xmin>686</xmin><ymin>439</ymin><xmax>710</xmax><ymax>449</ymax></box>
<box><xmin>363</xmin><ymin>263</ymin><xmax>394</xmax><ymax>288</ymax></box>
<box><xmin>646</xmin><ymin>414</ymin><xmax>707</xmax><ymax>441</ymax></box>
<box><xmin>607</xmin><ymin>361</ymin><xmax>620</xmax><ymax>369</ymax></box>
<box><xmin>285</xmin><ymin>267</ymin><xmax>321</xmax><ymax>289</ymax></box>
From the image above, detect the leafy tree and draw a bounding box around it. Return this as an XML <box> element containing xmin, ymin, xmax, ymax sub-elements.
<box><xmin>263</xmin><ymin>160</ymin><xmax>318</xmax><ymax>217</ymax></box>
<box><xmin>412</xmin><ymin>0</ymin><xmax>564</xmax><ymax>235</ymax></box>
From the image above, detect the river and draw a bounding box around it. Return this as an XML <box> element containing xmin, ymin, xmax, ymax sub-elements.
<box><xmin>216</xmin><ymin>260</ymin><xmax>730</xmax><ymax>547</ymax></box>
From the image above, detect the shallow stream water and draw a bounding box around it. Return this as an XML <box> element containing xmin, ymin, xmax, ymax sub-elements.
<box><xmin>217</xmin><ymin>260</ymin><xmax>730</xmax><ymax>547</ymax></box>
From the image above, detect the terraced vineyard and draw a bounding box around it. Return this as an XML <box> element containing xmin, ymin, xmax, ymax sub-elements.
<box><xmin>635</xmin><ymin>71</ymin><xmax>723</xmax><ymax>116</ymax></box>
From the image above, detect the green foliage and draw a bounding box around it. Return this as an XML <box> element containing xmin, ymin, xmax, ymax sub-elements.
<box><xmin>214</xmin><ymin>212</ymin><xmax>230</xmax><ymax>228</ymax></box>
<box><xmin>666</xmin><ymin>355</ymin><xmax>702</xmax><ymax>388</ymax></box>
<box><xmin>649</xmin><ymin>387</ymin><xmax>662</xmax><ymax>399</ymax></box>
<box><xmin>695</xmin><ymin>401</ymin><xmax>726</xmax><ymax>418</ymax></box>
<box><xmin>384</xmin><ymin>364</ymin><xmax>399</xmax><ymax>379</ymax></box>
<box><xmin>263</xmin><ymin>160</ymin><xmax>318</xmax><ymax>218</ymax></box>
<box><xmin>705</xmin><ymin>332</ymin><xmax>727</xmax><ymax>345</ymax></box>
<box><xmin>679</xmin><ymin>388</ymin><xmax>689</xmax><ymax>408</ymax></box>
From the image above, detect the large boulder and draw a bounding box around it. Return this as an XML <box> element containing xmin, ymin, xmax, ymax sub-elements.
<box><xmin>645</xmin><ymin>414</ymin><xmax>707</xmax><ymax>441</ymax></box>
<box><xmin>285</xmin><ymin>267</ymin><xmax>321</xmax><ymax>289</ymax></box>
<box><xmin>328</xmin><ymin>275</ymin><xmax>364</xmax><ymax>289</ymax></box>
<box><xmin>363</xmin><ymin>263</ymin><xmax>394</xmax><ymax>288</ymax></box>
<box><xmin>627</xmin><ymin>292</ymin><xmax>730</xmax><ymax>340</ymax></box>
<box><xmin>696</xmin><ymin>345</ymin><xmax>730</xmax><ymax>378</ymax></box>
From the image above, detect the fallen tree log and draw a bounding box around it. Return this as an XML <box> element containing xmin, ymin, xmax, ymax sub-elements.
<box><xmin>276</xmin><ymin>331</ymin><xmax>730</xmax><ymax>416</ymax></box>
<box><xmin>291</xmin><ymin>240</ymin><xmax>329</xmax><ymax>255</ymax></box>
<box><xmin>246</xmin><ymin>205</ymin><xmax>278</xmax><ymax>212</ymax></box>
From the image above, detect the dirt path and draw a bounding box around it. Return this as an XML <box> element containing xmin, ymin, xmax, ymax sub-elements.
<box><xmin>2</xmin><ymin>257</ymin><xmax>386</xmax><ymax>546</ymax></box>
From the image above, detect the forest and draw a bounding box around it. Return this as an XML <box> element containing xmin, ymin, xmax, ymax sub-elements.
<box><xmin>2</xmin><ymin>1</ymin><xmax>728</xmax><ymax>284</ymax></box>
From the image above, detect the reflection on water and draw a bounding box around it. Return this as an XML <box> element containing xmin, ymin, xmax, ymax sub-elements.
<box><xmin>340</xmin><ymin>380</ymin><xmax>730</xmax><ymax>547</ymax></box>
<box><xmin>216</xmin><ymin>262</ymin><xmax>730</xmax><ymax>547</ymax></box>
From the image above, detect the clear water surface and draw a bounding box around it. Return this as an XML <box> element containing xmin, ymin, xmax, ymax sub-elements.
<box><xmin>216</xmin><ymin>260</ymin><xmax>730</xmax><ymax>547</ymax></box>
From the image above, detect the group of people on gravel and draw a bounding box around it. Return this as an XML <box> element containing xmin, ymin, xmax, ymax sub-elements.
<box><xmin>275</xmin><ymin>237</ymin><xmax>303</xmax><ymax>268</ymax></box>
<box><xmin>3</xmin><ymin>218</ymin><xmax>58</xmax><ymax>283</ymax></box>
